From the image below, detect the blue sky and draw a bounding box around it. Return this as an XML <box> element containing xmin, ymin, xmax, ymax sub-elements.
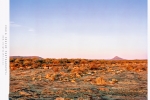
<box><xmin>10</xmin><ymin>0</ymin><xmax>147</xmax><ymax>59</ymax></box>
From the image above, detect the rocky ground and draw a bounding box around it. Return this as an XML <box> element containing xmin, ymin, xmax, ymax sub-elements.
<box><xmin>9</xmin><ymin>60</ymin><xmax>147</xmax><ymax>100</ymax></box>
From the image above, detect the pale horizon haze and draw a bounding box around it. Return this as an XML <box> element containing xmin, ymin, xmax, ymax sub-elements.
<box><xmin>10</xmin><ymin>0</ymin><xmax>147</xmax><ymax>60</ymax></box>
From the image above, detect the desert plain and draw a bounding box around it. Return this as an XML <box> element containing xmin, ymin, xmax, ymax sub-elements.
<box><xmin>9</xmin><ymin>56</ymin><xmax>147</xmax><ymax>100</ymax></box>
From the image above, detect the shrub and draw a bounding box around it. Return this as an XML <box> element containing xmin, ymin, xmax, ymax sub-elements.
<box><xmin>89</xmin><ymin>64</ymin><xmax>99</xmax><ymax>70</ymax></box>
<box><xmin>52</xmin><ymin>67</ymin><xmax>59</xmax><ymax>72</ymax></box>
<box><xmin>95</xmin><ymin>77</ymin><xmax>107</xmax><ymax>85</ymax></box>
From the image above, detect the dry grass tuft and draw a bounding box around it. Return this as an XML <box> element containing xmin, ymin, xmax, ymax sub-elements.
<box><xmin>95</xmin><ymin>77</ymin><xmax>107</xmax><ymax>85</ymax></box>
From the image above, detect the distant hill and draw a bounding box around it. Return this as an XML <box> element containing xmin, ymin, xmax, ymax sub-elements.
<box><xmin>10</xmin><ymin>56</ymin><xmax>43</xmax><ymax>59</ymax></box>
<box><xmin>111</xmin><ymin>56</ymin><xmax>124</xmax><ymax>60</ymax></box>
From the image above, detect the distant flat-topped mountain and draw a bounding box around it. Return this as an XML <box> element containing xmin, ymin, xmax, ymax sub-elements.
<box><xmin>111</xmin><ymin>56</ymin><xmax>124</xmax><ymax>60</ymax></box>
<box><xmin>10</xmin><ymin>56</ymin><xmax>43</xmax><ymax>59</ymax></box>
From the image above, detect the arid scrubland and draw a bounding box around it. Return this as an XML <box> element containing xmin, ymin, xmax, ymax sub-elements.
<box><xmin>10</xmin><ymin>57</ymin><xmax>147</xmax><ymax>100</ymax></box>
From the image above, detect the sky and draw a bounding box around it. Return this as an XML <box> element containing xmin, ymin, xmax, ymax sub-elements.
<box><xmin>10</xmin><ymin>0</ymin><xmax>147</xmax><ymax>59</ymax></box>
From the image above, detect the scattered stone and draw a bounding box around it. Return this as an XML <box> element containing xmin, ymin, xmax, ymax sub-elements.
<box><xmin>84</xmin><ymin>78</ymin><xmax>92</xmax><ymax>82</ymax></box>
<box><xmin>71</xmin><ymin>80</ymin><xmax>76</xmax><ymax>83</ymax></box>
<box><xmin>112</xmin><ymin>79</ymin><xmax>118</xmax><ymax>82</ymax></box>
<box><xmin>43</xmin><ymin>66</ymin><xmax>48</xmax><ymax>69</ymax></box>
<box><xmin>32</xmin><ymin>77</ymin><xmax>35</xmax><ymax>81</ymax></box>
<box><xmin>19</xmin><ymin>91</ymin><xmax>31</xmax><ymax>96</ymax></box>
<box><xmin>87</xmin><ymin>72</ymin><xmax>92</xmax><ymax>75</ymax></box>
<box><xmin>109</xmin><ymin>78</ymin><xmax>118</xmax><ymax>84</ymax></box>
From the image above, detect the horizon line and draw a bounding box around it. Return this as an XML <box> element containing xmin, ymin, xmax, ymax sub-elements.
<box><xmin>9</xmin><ymin>55</ymin><xmax>147</xmax><ymax>60</ymax></box>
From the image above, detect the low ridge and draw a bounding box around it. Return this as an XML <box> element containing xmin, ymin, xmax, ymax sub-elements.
<box><xmin>111</xmin><ymin>56</ymin><xmax>124</xmax><ymax>60</ymax></box>
<box><xmin>10</xmin><ymin>56</ymin><xmax>43</xmax><ymax>59</ymax></box>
